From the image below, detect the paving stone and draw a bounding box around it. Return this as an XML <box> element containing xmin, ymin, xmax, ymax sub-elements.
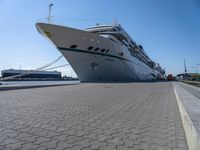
<box><xmin>57</xmin><ymin>141</ymin><xmax>73</xmax><ymax>149</ymax></box>
<box><xmin>20</xmin><ymin>135</ymin><xmax>37</xmax><ymax>143</ymax></box>
<box><xmin>99</xmin><ymin>143</ymin><xmax>117</xmax><ymax>150</ymax></box>
<box><xmin>90</xmin><ymin>141</ymin><xmax>102</xmax><ymax>149</ymax></box>
<box><xmin>70</xmin><ymin>145</ymin><xmax>82</xmax><ymax>150</ymax></box>
<box><xmin>21</xmin><ymin>143</ymin><xmax>40</xmax><ymax>150</ymax></box>
<box><xmin>40</xmin><ymin>140</ymin><xmax>58</xmax><ymax>149</ymax></box>
<box><xmin>79</xmin><ymin>139</ymin><xmax>91</xmax><ymax>148</ymax></box>
<box><xmin>6</xmin><ymin>141</ymin><xmax>24</xmax><ymax>150</ymax></box>
<box><xmin>34</xmin><ymin>137</ymin><xmax>51</xmax><ymax>145</ymax></box>
<box><xmin>1</xmin><ymin>138</ymin><xmax>19</xmax><ymax>145</ymax></box>
<box><xmin>97</xmin><ymin>135</ymin><xmax>107</xmax><ymax>142</ymax></box>
<box><xmin>110</xmin><ymin>137</ymin><xmax>124</xmax><ymax>146</ymax></box>
<box><xmin>124</xmin><ymin>139</ymin><xmax>135</xmax><ymax>147</ymax></box>
<box><xmin>53</xmin><ymin>134</ymin><xmax>68</xmax><ymax>142</ymax></box>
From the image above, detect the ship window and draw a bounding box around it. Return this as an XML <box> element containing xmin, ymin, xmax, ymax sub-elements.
<box><xmin>101</xmin><ymin>49</ymin><xmax>105</xmax><ymax>52</ymax></box>
<box><xmin>122</xmin><ymin>41</ymin><xmax>128</xmax><ymax>47</ymax></box>
<box><xmin>70</xmin><ymin>45</ymin><xmax>77</xmax><ymax>48</ymax></box>
<box><xmin>106</xmin><ymin>49</ymin><xmax>109</xmax><ymax>53</ymax></box>
<box><xmin>117</xmin><ymin>27</ymin><xmax>121</xmax><ymax>31</ymax></box>
<box><xmin>138</xmin><ymin>45</ymin><xmax>143</xmax><ymax>50</ymax></box>
<box><xmin>119</xmin><ymin>52</ymin><xmax>124</xmax><ymax>56</ymax></box>
<box><xmin>94</xmin><ymin>48</ymin><xmax>100</xmax><ymax>51</ymax></box>
<box><xmin>88</xmin><ymin>46</ymin><xmax>93</xmax><ymax>50</ymax></box>
<box><xmin>109</xmin><ymin>38</ymin><xmax>117</xmax><ymax>43</ymax></box>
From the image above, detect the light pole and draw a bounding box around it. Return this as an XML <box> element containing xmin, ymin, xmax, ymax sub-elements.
<box><xmin>48</xmin><ymin>3</ymin><xmax>54</xmax><ymax>24</ymax></box>
<box><xmin>196</xmin><ymin>64</ymin><xmax>200</xmax><ymax>74</ymax></box>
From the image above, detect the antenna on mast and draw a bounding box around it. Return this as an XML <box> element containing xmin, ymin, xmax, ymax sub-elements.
<box><xmin>48</xmin><ymin>3</ymin><xmax>54</xmax><ymax>24</ymax></box>
<box><xmin>184</xmin><ymin>59</ymin><xmax>187</xmax><ymax>74</ymax></box>
<box><xmin>113</xmin><ymin>18</ymin><xmax>119</xmax><ymax>25</ymax></box>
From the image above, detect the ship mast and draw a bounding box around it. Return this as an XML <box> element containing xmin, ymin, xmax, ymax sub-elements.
<box><xmin>48</xmin><ymin>3</ymin><xmax>54</xmax><ymax>24</ymax></box>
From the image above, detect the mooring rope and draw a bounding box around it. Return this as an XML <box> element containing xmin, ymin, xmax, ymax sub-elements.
<box><xmin>0</xmin><ymin>55</ymin><xmax>98</xmax><ymax>81</ymax></box>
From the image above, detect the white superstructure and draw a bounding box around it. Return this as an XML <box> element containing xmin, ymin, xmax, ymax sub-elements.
<box><xmin>36</xmin><ymin>22</ymin><xmax>165</xmax><ymax>82</ymax></box>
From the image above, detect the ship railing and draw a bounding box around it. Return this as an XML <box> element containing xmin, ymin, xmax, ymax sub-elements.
<box><xmin>36</xmin><ymin>18</ymin><xmax>116</xmax><ymax>28</ymax></box>
<box><xmin>36</xmin><ymin>18</ymin><xmax>67</xmax><ymax>26</ymax></box>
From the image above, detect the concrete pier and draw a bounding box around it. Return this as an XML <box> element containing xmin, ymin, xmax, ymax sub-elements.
<box><xmin>174</xmin><ymin>82</ymin><xmax>200</xmax><ymax>150</ymax></box>
<box><xmin>0</xmin><ymin>82</ymin><xmax>188</xmax><ymax>150</ymax></box>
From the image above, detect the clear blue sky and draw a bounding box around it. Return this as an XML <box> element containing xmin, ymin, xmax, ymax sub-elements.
<box><xmin>0</xmin><ymin>0</ymin><xmax>200</xmax><ymax>77</ymax></box>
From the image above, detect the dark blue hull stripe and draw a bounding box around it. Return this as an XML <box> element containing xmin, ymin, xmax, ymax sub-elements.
<box><xmin>57</xmin><ymin>47</ymin><xmax>131</xmax><ymax>62</ymax></box>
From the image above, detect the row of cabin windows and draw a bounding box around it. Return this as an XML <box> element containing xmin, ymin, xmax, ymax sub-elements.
<box><xmin>88</xmin><ymin>46</ymin><xmax>109</xmax><ymax>53</ymax></box>
<box><xmin>70</xmin><ymin>45</ymin><xmax>109</xmax><ymax>53</ymax></box>
<box><xmin>70</xmin><ymin>45</ymin><xmax>124</xmax><ymax>56</ymax></box>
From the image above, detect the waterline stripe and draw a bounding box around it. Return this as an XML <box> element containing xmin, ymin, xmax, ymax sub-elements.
<box><xmin>57</xmin><ymin>47</ymin><xmax>131</xmax><ymax>62</ymax></box>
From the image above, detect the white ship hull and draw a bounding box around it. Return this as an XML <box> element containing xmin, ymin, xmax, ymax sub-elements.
<box><xmin>36</xmin><ymin>23</ymin><xmax>156</xmax><ymax>82</ymax></box>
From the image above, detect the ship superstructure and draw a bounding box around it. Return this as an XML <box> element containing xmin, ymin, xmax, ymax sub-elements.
<box><xmin>85</xmin><ymin>24</ymin><xmax>157</xmax><ymax>69</ymax></box>
<box><xmin>36</xmin><ymin>22</ymin><xmax>165</xmax><ymax>82</ymax></box>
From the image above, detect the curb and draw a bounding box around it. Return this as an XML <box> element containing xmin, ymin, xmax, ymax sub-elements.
<box><xmin>173</xmin><ymin>83</ymin><xmax>200</xmax><ymax>150</ymax></box>
<box><xmin>0</xmin><ymin>83</ymin><xmax>78</xmax><ymax>91</ymax></box>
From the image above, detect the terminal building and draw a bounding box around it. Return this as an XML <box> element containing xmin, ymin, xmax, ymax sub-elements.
<box><xmin>1</xmin><ymin>69</ymin><xmax>61</xmax><ymax>79</ymax></box>
<box><xmin>176</xmin><ymin>73</ymin><xmax>200</xmax><ymax>81</ymax></box>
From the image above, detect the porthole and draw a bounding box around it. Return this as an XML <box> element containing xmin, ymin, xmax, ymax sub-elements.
<box><xmin>94</xmin><ymin>48</ymin><xmax>100</xmax><ymax>51</ymax></box>
<box><xmin>101</xmin><ymin>49</ymin><xmax>105</xmax><ymax>52</ymax></box>
<box><xmin>119</xmin><ymin>52</ymin><xmax>123</xmax><ymax>56</ymax></box>
<box><xmin>88</xmin><ymin>46</ymin><xmax>93</xmax><ymax>50</ymax></box>
<box><xmin>106</xmin><ymin>49</ymin><xmax>109</xmax><ymax>53</ymax></box>
<box><xmin>70</xmin><ymin>45</ymin><xmax>77</xmax><ymax>48</ymax></box>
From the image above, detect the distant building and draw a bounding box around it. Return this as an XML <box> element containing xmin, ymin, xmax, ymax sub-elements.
<box><xmin>177</xmin><ymin>73</ymin><xmax>199</xmax><ymax>81</ymax></box>
<box><xmin>1</xmin><ymin>69</ymin><xmax>61</xmax><ymax>79</ymax></box>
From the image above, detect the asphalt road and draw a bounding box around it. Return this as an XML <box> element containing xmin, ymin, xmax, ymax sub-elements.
<box><xmin>0</xmin><ymin>82</ymin><xmax>188</xmax><ymax>150</ymax></box>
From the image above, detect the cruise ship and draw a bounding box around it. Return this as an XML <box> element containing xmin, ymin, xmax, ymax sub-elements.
<box><xmin>36</xmin><ymin>22</ymin><xmax>165</xmax><ymax>82</ymax></box>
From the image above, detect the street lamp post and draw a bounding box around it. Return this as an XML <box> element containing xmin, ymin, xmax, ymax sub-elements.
<box><xmin>196</xmin><ymin>64</ymin><xmax>200</xmax><ymax>74</ymax></box>
<box><xmin>191</xmin><ymin>66</ymin><xmax>198</xmax><ymax>74</ymax></box>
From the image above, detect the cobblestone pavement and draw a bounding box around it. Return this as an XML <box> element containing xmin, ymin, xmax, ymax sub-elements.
<box><xmin>0</xmin><ymin>82</ymin><xmax>188</xmax><ymax>150</ymax></box>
